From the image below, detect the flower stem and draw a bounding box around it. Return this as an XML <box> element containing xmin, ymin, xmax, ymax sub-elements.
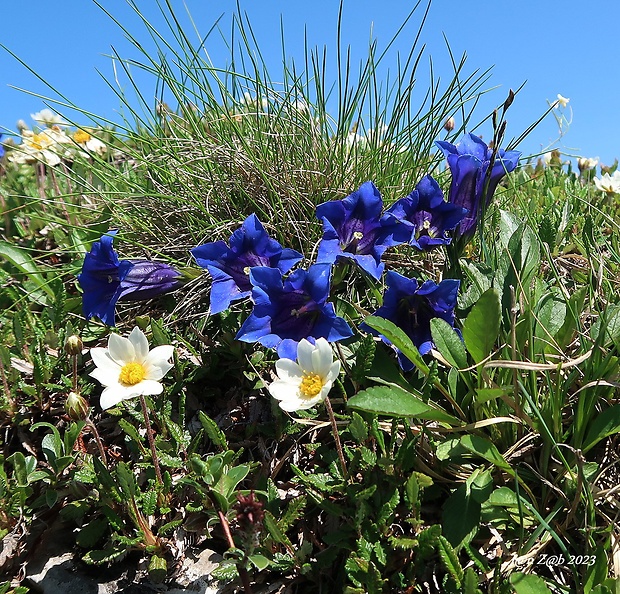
<box><xmin>217</xmin><ymin>509</ymin><xmax>254</xmax><ymax>594</ymax></box>
<box><xmin>139</xmin><ymin>394</ymin><xmax>163</xmax><ymax>488</ymax></box>
<box><xmin>324</xmin><ymin>396</ymin><xmax>348</xmax><ymax>482</ymax></box>
<box><xmin>86</xmin><ymin>419</ymin><xmax>108</xmax><ymax>465</ymax></box>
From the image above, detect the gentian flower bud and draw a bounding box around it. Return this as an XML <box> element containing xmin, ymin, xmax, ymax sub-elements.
<box><xmin>78</xmin><ymin>232</ymin><xmax>182</xmax><ymax>326</ymax></box>
<box><xmin>436</xmin><ymin>133</ymin><xmax>521</xmax><ymax>242</ymax></box>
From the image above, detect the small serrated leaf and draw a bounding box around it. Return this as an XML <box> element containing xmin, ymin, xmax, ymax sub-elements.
<box><xmin>199</xmin><ymin>411</ymin><xmax>228</xmax><ymax>450</ymax></box>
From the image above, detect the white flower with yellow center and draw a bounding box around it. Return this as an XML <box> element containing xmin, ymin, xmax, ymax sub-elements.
<box><xmin>268</xmin><ymin>338</ymin><xmax>340</xmax><ymax>412</ymax></box>
<box><xmin>72</xmin><ymin>129</ymin><xmax>107</xmax><ymax>156</ymax></box>
<box><xmin>9</xmin><ymin>127</ymin><xmax>71</xmax><ymax>166</ymax></box>
<box><xmin>89</xmin><ymin>327</ymin><xmax>174</xmax><ymax>410</ymax></box>
<box><xmin>594</xmin><ymin>171</ymin><xmax>620</xmax><ymax>195</ymax></box>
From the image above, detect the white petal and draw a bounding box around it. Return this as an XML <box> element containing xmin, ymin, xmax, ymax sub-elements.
<box><xmin>90</xmin><ymin>347</ymin><xmax>120</xmax><ymax>373</ymax></box>
<box><xmin>100</xmin><ymin>384</ymin><xmax>138</xmax><ymax>410</ymax></box>
<box><xmin>128</xmin><ymin>327</ymin><xmax>149</xmax><ymax>361</ymax></box>
<box><xmin>326</xmin><ymin>360</ymin><xmax>341</xmax><ymax>383</ymax></box>
<box><xmin>279</xmin><ymin>392</ymin><xmax>322</xmax><ymax>411</ymax></box>
<box><xmin>275</xmin><ymin>359</ymin><xmax>303</xmax><ymax>383</ymax></box>
<box><xmin>144</xmin><ymin>345</ymin><xmax>174</xmax><ymax>380</ymax></box>
<box><xmin>296</xmin><ymin>339</ymin><xmax>315</xmax><ymax>372</ymax></box>
<box><xmin>268</xmin><ymin>378</ymin><xmax>301</xmax><ymax>401</ymax></box>
<box><xmin>108</xmin><ymin>333</ymin><xmax>135</xmax><ymax>364</ymax></box>
<box><xmin>312</xmin><ymin>338</ymin><xmax>335</xmax><ymax>378</ymax></box>
<box><xmin>89</xmin><ymin>366</ymin><xmax>119</xmax><ymax>388</ymax></box>
<box><xmin>136</xmin><ymin>379</ymin><xmax>164</xmax><ymax>396</ymax></box>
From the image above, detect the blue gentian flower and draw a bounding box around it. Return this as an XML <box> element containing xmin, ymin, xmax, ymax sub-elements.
<box><xmin>191</xmin><ymin>214</ymin><xmax>303</xmax><ymax>314</ymax></box>
<box><xmin>78</xmin><ymin>231</ymin><xmax>182</xmax><ymax>326</ymax></box>
<box><xmin>0</xmin><ymin>134</ymin><xmax>4</xmax><ymax>159</ymax></box>
<box><xmin>362</xmin><ymin>271</ymin><xmax>460</xmax><ymax>370</ymax></box>
<box><xmin>436</xmin><ymin>133</ymin><xmax>521</xmax><ymax>240</ymax></box>
<box><xmin>386</xmin><ymin>175</ymin><xmax>467</xmax><ymax>250</ymax></box>
<box><xmin>235</xmin><ymin>263</ymin><xmax>353</xmax><ymax>359</ymax></box>
<box><xmin>315</xmin><ymin>181</ymin><xmax>406</xmax><ymax>280</ymax></box>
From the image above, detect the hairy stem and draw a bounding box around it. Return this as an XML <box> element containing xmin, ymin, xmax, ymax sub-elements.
<box><xmin>139</xmin><ymin>394</ymin><xmax>163</xmax><ymax>487</ymax></box>
<box><xmin>324</xmin><ymin>396</ymin><xmax>349</xmax><ymax>482</ymax></box>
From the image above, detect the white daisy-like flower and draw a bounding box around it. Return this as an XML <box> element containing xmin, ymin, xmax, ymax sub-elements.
<box><xmin>8</xmin><ymin>127</ymin><xmax>71</xmax><ymax>166</ymax></box>
<box><xmin>594</xmin><ymin>171</ymin><xmax>620</xmax><ymax>195</ymax></box>
<box><xmin>268</xmin><ymin>338</ymin><xmax>340</xmax><ymax>412</ymax></box>
<box><xmin>89</xmin><ymin>327</ymin><xmax>174</xmax><ymax>410</ymax></box>
<box><xmin>72</xmin><ymin>129</ymin><xmax>107</xmax><ymax>156</ymax></box>
<box><xmin>31</xmin><ymin>108</ymin><xmax>67</xmax><ymax>127</ymax></box>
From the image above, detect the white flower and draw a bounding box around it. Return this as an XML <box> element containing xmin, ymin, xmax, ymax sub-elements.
<box><xmin>72</xmin><ymin>129</ymin><xmax>107</xmax><ymax>156</ymax></box>
<box><xmin>578</xmin><ymin>156</ymin><xmax>598</xmax><ymax>171</ymax></box>
<box><xmin>89</xmin><ymin>327</ymin><xmax>174</xmax><ymax>410</ymax></box>
<box><xmin>8</xmin><ymin>127</ymin><xmax>71</xmax><ymax>166</ymax></box>
<box><xmin>556</xmin><ymin>94</ymin><xmax>570</xmax><ymax>108</ymax></box>
<box><xmin>594</xmin><ymin>171</ymin><xmax>620</xmax><ymax>195</ymax></box>
<box><xmin>268</xmin><ymin>338</ymin><xmax>340</xmax><ymax>412</ymax></box>
<box><xmin>31</xmin><ymin>108</ymin><xmax>67</xmax><ymax>127</ymax></box>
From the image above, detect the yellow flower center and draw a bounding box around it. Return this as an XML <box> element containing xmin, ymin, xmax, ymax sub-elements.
<box><xmin>118</xmin><ymin>362</ymin><xmax>146</xmax><ymax>386</ymax></box>
<box><xmin>30</xmin><ymin>133</ymin><xmax>47</xmax><ymax>151</ymax></box>
<box><xmin>73</xmin><ymin>129</ymin><xmax>91</xmax><ymax>143</ymax></box>
<box><xmin>299</xmin><ymin>372</ymin><xmax>324</xmax><ymax>398</ymax></box>
<box><xmin>352</xmin><ymin>231</ymin><xmax>364</xmax><ymax>240</ymax></box>
<box><xmin>243</xmin><ymin>266</ymin><xmax>251</xmax><ymax>275</ymax></box>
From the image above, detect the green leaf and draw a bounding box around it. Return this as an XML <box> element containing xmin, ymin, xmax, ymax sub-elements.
<box><xmin>462</xmin><ymin>288</ymin><xmax>501</xmax><ymax>364</ymax></box>
<box><xmin>347</xmin><ymin>412</ymin><xmax>369</xmax><ymax>443</ymax></box>
<box><xmin>535</xmin><ymin>290</ymin><xmax>567</xmax><ymax>343</ymax></box>
<box><xmin>248</xmin><ymin>554</ymin><xmax>270</xmax><ymax>571</ymax></box>
<box><xmin>199</xmin><ymin>411</ymin><xmax>228</xmax><ymax>450</ymax></box>
<box><xmin>592</xmin><ymin>304</ymin><xmax>620</xmax><ymax>350</ymax></box>
<box><xmin>76</xmin><ymin>517</ymin><xmax>109</xmax><ymax>548</ymax></box>
<box><xmin>8</xmin><ymin>452</ymin><xmax>29</xmax><ymax>487</ymax></box>
<box><xmin>442</xmin><ymin>470</ymin><xmax>492</xmax><ymax>549</ymax></box>
<box><xmin>347</xmin><ymin>385</ymin><xmax>460</xmax><ymax>424</ymax></box>
<box><xmin>509</xmin><ymin>573</ymin><xmax>552</xmax><ymax>593</ymax></box>
<box><xmin>0</xmin><ymin>241</ymin><xmax>54</xmax><ymax>301</ymax></box>
<box><xmin>430</xmin><ymin>318</ymin><xmax>468</xmax><ymax>369</ymax></box>
<box><xmin>83</xmin><ymin>546</ymin><xmax>129</xmax><ymax>565</ymax></box>
<box><xmin>116</xmin><ymin>462</ymin><xmax>136</xmax><ymax>499</ymax></box>
<box><xmin>362</xmin><ymin>316</ymin><xmax>429</xmax><ymax>375</ymax></box>
<box><xmin>584</xmin><ymin>546</ymin><xmax>608</xmax><ymax>594</ymax></box>
<box><xmin>264</xmin><ymin>510</ymin><xmax>295</xmax><ymax>552</ymax></box>
<box><xmin>583</xmin><ymin>405</ymin><xmax>620</xmax><ymax>453</ymax></box>
<box><xmin>437</xmin><ymin>535</ymin><xmax>463</xmax><ymax>587</ymax></box>
<box><xmin>459</xmin><ymin>435</ymin><xmax>513</xmax><ymax>475</ymax></box>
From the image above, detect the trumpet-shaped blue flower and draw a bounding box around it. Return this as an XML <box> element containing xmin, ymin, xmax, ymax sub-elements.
<box><xmin>191</xmin><ymin>214</ymin><xmax>303</xmax><ymax>314</ymax></box>
<box><xmin>362</xmin><ymin>271</ymin><xmax>460</xmax><ymax>371</ymax></box>
<box><xmin>386</xmin><ymin>175</ymin><xmax>467</xmax><ymax>250</ymax></box>
<box><xmin>436</xmin><ymin>133</ymin><xmax>521</xmax><ymax>240</ymax></box>
<box><xmin>78</xmin><ymin>232</ymin><xmax>181</xmax><ymax>326</ymax></box>
<box><xmin>316</xmin><ymin>181</ymin><xmax>406</xmax><ymax>279</ymax></box>
<box><xmin>235</xmin><ymin>263</ymin><xmax>353</xmax><ymax>359</ymax></box>
<box><xmin>0</xmin><ymin>134</ymin><xmax>4</xmax><ymax>159</ymax></box>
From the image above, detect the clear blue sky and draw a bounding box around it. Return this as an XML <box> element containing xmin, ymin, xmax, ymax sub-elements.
<box><xmin>1</xmin><ymin>0</ymin><xmax>618</xmax><ymax>166</ymax></box>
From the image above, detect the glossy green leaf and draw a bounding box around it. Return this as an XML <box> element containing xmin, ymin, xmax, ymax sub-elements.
<box><xmin>509</xmin><ymin>573</ymin><xmax>552</xmax><ymax>593</ymax></box>
<box><xmin>347</xmin><ymin>385</ymin><xmax>460</xmax><ymax>424</ymax></box>
<box><xmin>363</xmin><ymin>316</ymin><xmax>429</xmax><ymax>375</ymax></box>
<box><xmin>430</xmin><ymin>318</ymin><xmax>467</xmax><ymax>369</ymax></box>
<box><xmin>462</xmin><ymin>288</ymin><xmax>501</xmax><ymax>364</ymax></box>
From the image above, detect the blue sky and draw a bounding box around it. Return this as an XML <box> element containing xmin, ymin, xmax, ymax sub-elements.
<box><xmin>1</xmin><ymin>0</ymin><xmax>618</xmax><ymax>166</ymax></box>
